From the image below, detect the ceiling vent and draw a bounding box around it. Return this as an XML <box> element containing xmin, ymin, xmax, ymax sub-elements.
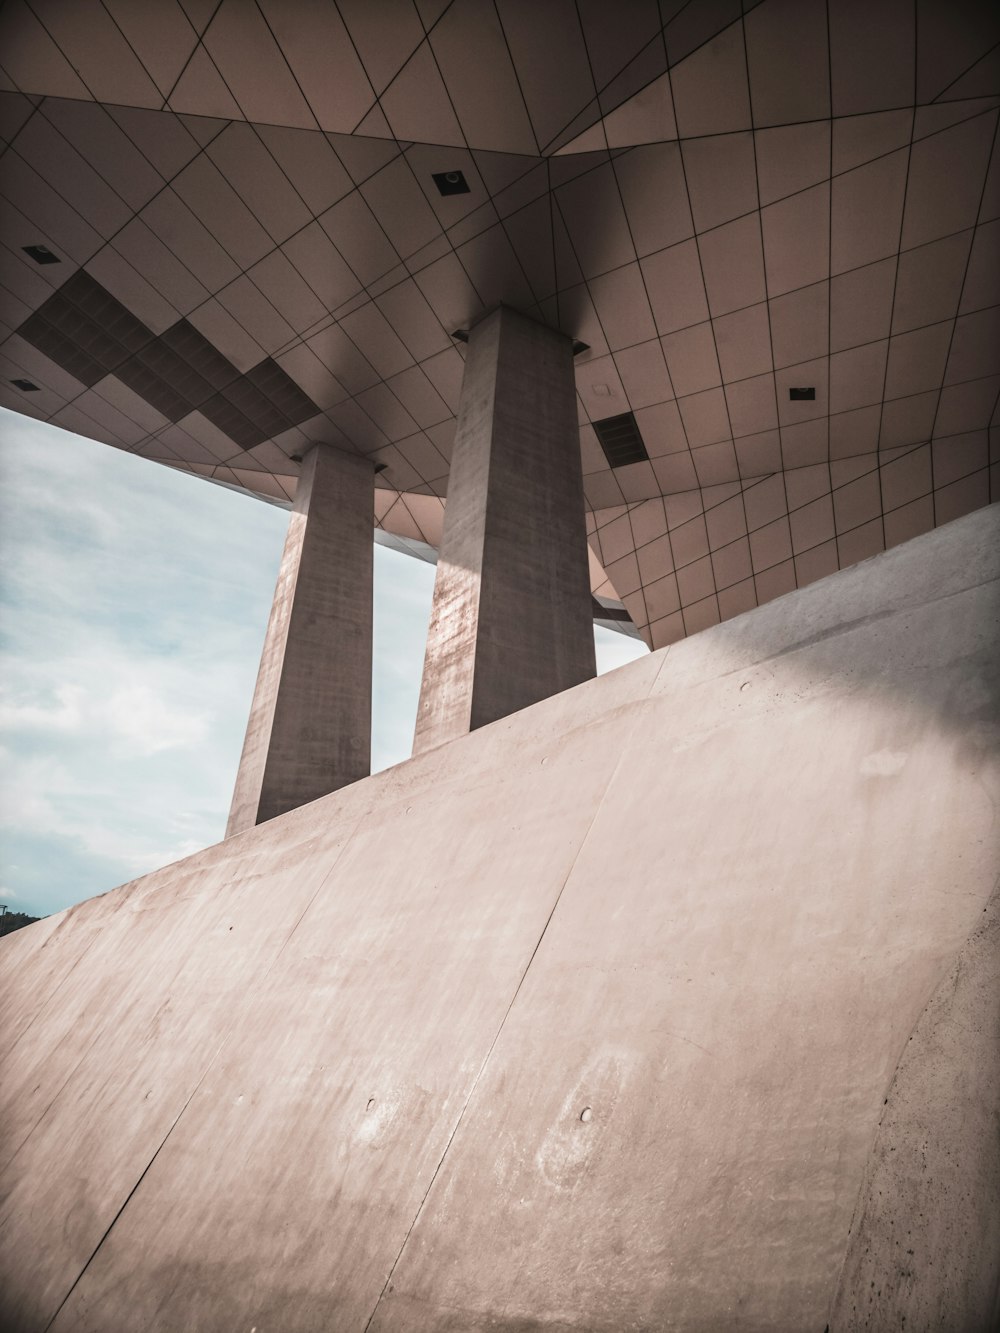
<box><xmin>432</xmin><ymin>169</ymin><xmax>470</xmax><ymax>196</ymax></box>
<box><xmin>593</xmin><ymin>412</ymin><xmax>649</xmax><ymax>468</ymax></box>
<box><xmin>789</xmin><ymin>386</ymin><xmax>815</xmax><ymax>400</ymax></box>
<box><xmin>23</xmin><ymin>244</ymin><xmax>60</xmax><ymax>265</ymax></box>
<box><xmin>11</xmin><ymin>378</ymin><xmax>39</xmax><ymax>391</ymax></box>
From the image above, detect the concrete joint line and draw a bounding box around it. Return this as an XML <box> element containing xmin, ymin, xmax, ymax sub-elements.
<box><xmin>363</xmin><ymin>704</ymin><xmax>651</xmax><ymax>1331</ymax></box>
<box><xmin>41</xmin><ymin>813</ymin><xmax>368</xmax><ymax>1330</ymax></box>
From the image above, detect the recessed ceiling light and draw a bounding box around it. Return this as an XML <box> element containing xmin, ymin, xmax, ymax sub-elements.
<box><xmin>11</xmin><ymin>377</ymin><xmax>40</xmax><ymax>391</ymax></box>
<box><xmin>432</xmin><ymin>170</ymin><xmax>470</xmax><ymax>196</ymax></box>
<box><xmin>789</xmin><ymin>386</ymin><xmax>816</xmax><ymax>400</ymax></box>
<box><xmin>23</xmin><ymin>244</ymin><xmax>60</xmax><ymax>265</ymax></box>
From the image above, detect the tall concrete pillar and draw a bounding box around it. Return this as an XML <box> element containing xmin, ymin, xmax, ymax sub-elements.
<box><xmin>226</xmin><ymin>444</ymin><xmax>373</xmax><ymax>836</ymax></box>
<box><xmin>413</xmin><ymin>306</ymin><xmax>595</xmax><ymax>754</ymax></box>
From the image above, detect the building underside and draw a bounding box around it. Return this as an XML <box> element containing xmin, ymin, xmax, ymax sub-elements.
<box><xmin>1</xmin><ymin>6</ymin><xmax>1000</xmax><ymax>1330</ymax></box>
<box><xmin>0</xmin><ymin>0</ymin><xmax>997</xmax><ymax>652</ymax></box>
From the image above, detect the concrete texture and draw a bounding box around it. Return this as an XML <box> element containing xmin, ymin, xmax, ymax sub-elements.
<box><xmin>226</xmin><ymin>443</ymin><xmax>373</xmax><ymax>835</ymax></box>
<box><xmin>413</xmin><ymin>306</ymin><xmax>595</xmax><ymax>753</ymax></box>
<box><xmin>829</xmin><ymin>882</ymin><xmax>1000</xmax><ymax>1331</ymax></box>
<box><xmin>1</xmin><ymin>505</ymin><xmax>998</xmax><ymax>1332</ymax></box>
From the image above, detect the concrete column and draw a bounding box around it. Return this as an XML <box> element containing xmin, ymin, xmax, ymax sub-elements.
<box><xmin>413</xmin><ymin>306</ymin><xmax>595</xmax><ymax>753</ymax></box>
<box><xmin>226</xmin><ymin>444</ymin><xmax>373</xmax><ymax>836</ymax></box>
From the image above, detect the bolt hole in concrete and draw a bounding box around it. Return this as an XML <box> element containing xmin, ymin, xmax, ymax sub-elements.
<box><xmin>580</xmin><ymin>1107</ymin><xmax>593</xmax><ymax>1123</ymax></box>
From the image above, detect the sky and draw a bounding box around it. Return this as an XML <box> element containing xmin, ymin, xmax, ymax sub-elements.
<box><xmin>0</xmin><ymin>408</ymin><xmax>647</xmax><ymax>920</ymax></box>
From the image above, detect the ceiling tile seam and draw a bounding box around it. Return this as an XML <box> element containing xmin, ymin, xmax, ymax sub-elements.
<box><xmin>95</xmin><ymin>0</ymin><xmax>190</xmax><ymax>111</ymax></box>
<box><xmin>399</xmin><ymin>16</ymin><xmax>546</xmax><ymax>314</ymax></box>
<box><xmin>583</xmin><ymin>35</ymin><xmax>687</xmax><ymax>458</ymax></box>
<box><xmin>542</xmin><ymin>28</ymin><xmax>665</xmax><ymax>157</ymax></box>
<box><xmin>606</xmin><ymin>440</ymin><xmax>932</xmax><ymax>560</ymax></box>
<box><xmin>652</xmin><ymin>5</ymin><xmax>714</xmax><ymax>626</ymax></box>
<box><xmin>666</xmin><ymin>39</ymin><xmax>747</xmax><ymax>619</ymax></box>
<box><xmin>922</xmin><ymin>107</ymin><xmax>1000</xmax><ymax>531</ymax></box>
<box><xmin>3</xmin><ymin>96</ymin><xmax>238</xmax><ymax>333</ymax></box>
<box><xmin>487</xmin><ymin>0</ymin><xmax>543</xmax><ymax>158</ymax></box>
<box><xmin>549</xmin><ymin>193</ymin><xmax>625</xmax><ymax>505</ymax></box>
<box><xmin>929</xmin><ymin>38</ymin><xmax>1000</xmax><ymax>104</ymax></box>
<box><xmin>345</xmin><ymin>19</ymin><xmax>423</xmax><ymax>140</ymax></box>
<box><xmin>254</xmin><ymin>0</ymin><xmax>362</xmax><ymax>143</ymax></box>
<box><xmin>9</xmin><ymin>307</ymin><xmax>992</xmax><ymax>464</ymax></box>
<box><xmin>601</xmin><ymin>71</ymin><xmax>684</xmax><ymax>407</ymax></box>
<box><xmin>65</xmin><ymin>115</ymin><xmax>443</xmax><ymax>464</ymax></box>
<box><xmin>823</xmin><ymin>0</ymin><xmax>836</xmax><ymax>534</ymax></box>
<box><xmin>233</xmin><ymin>222</ymin><xmax>998</xmax><ymax>377</ymax></box>
<box><xmin>617</xmin><ymin>475</ymin><xmax>938</xmax><ymax>594</ymax></box>
<box><xmin>536</xmin><ymin>0</ymin><xmax>639</xmax><ymax>157</ymax></box>
<box><xmin>19</xmin><ymin>0</ymin><xmax>125</xmax><ymax>109</ymax></box>
<box><xmin>0</xmin><ymin>88</ymin><xmax>44</xmax><ymax>166</ymax></box>
<box><xmin>334</xmin><ymin>0</ymin><xmax>426</xmax><ymax>105</ymax></box>
<box><xmin>549</xmin><ymin>94</ymin><xmax>1000</xmax><ymax>160</ymax></box>
<box><xmin>873</xmin><ymin>88</ymin><xmax>962</xmax><ymax>558</ymax></box>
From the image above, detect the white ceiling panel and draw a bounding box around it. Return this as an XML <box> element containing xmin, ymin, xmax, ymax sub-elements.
<box><xmin>640</xmin><ymin>240</ymin><xmax>709</xmax><ymax>335</ymax></box>
<box><xmin>661</xmin><ymin>322</ymin><xmax>721</xmax><ymax>397</ymax></box>
<box><xmin>682</xmin><ymin>133</ymin><xmax>758</xmax><ymax>233</ymax></box>
<box><xmin>754</xmin><ymin>121</ymin><xmax>830</xmax><ymax>209</ymax></box>
<box><xmin>201</xmin><ymin>0</ymin><xmax>313</xmax><ymax>129</ymax></box>
<box><xmin>745</xmin><ymin>0</ymin><xmax>829</xmax><ymax>126</ymax></box>
<box><xmin>670</xmin><ymin>21</ymin><xmax>751</xmax><ymax>138</ymax></box>
<box><xmin>828</xmin><ymin>0</ymin><xmax>914</xmax><ymax>117</ymax></box>
<box><xmin>0</xmin><ymin>0</ymin><xmax>91</xmax><ymax>101</ymax></box>
<box><xmin>40</xmin><ymin>99</ymin><xmax>165</xmax><ymax>212</ymax></box>
<box><xmin>101</xmin><ymin>0</ymin><xmax>198</xmax><ymax>100</ymax></box>
<box><xmin>831</xmin><ymin>150</ymin><xmax>908</xmax><ymax>276</ymax></box>
<box><xmin>29</xmin><ymin>0</ymin><xmax>162</xmax><ymax>107</ymax></box>
<box><xmin>900</xmin><ymin>112</ymin><xmax>997</xmax><ymax>251</ymax></box>
<box><xmin>698</xmin><ymin>215</ymin><xmax>767</xmax><ymax>317</ymax></box>
<box><xmin>768</xmin><ymin>284</ymin><xmax>828</xmax><ymax>371</ymax></box>
<box><xmin>266</xmin><ymin>0</ymin><xmax>376</xmax><ymax>132</ymax></box>
<box><xmin>613</xmin><ymin>339</ymin><xmax>674</xmax><ymax>411</ymax></box>
<box><xmin>761</xmin><ymin>184</ymin><xmax>829</xmax><ymax>298</ymax></box>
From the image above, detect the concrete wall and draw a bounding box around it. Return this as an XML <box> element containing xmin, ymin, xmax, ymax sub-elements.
<box><xmin>1</xmin><ymin>505</ymin><xmax>997</xmax><ymax>1333</ymax></box>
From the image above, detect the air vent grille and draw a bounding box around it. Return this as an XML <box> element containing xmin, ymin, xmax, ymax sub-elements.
<box><xmin>593</xmin><ymin>411</ymin><xmax>649</xmax><ymax>468</ymax></box>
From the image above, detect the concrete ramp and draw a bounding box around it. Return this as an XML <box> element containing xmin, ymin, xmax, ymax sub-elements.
<box><xmin>2</xmin><ymin>506</ymin><xmax>998</xmax><ymax>1332</ymax></box>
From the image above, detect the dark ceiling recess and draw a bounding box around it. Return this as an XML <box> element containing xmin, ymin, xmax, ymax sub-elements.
<box><xmin>789</xmin><ymin>386</ymin><xmax>816</xmax><ymax>400</ymax></box>
<box><xmin>23</xmin><ymin>244</ymin><xmax>60</xmax><ymax>265</ymax></box>
<box><xmin>593</xmin><ymin>411</ymin><xmax>649</xmax><ymax>468</ymax></box>
<box><xmin>432</xmin><ymin>169</ymin><xmax>470</xmax><ymax>196</ymax></box>
<box><xmin>16</xmin><ymin>270</ymin><xmax>321</xmax><ymax>450</ymax></box>
<box><xmin>11</xmin><ymin>378</ymin><xmax>39</xmax><ymax>391</ymax></box>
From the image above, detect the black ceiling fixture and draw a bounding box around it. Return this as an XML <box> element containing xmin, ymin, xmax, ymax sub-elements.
<box><xmin>23</xmin><ymin>244</ymin><xmax>60</xmax><ymax>265</ymax></box>
<box><xmin>11</xmin><ymin>378</ymin><xmax>40</xmax><ymax>392</ymax></box>
<box><xmin>789</xmin><ymin>386</ymin><xmax>816</xmax><ymax>400</ymax></box>
<box><xmin>593</xmin><ymin>412</ymin><xmax>649</xmax><ymax>468</ymax></box>
<box><xmin>432</xmin><ymin>169</ymin><xmax>470</xmax><ymax>196</ymax></box>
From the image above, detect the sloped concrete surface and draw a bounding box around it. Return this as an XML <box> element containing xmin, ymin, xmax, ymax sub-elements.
<box><xmin>1</xmin><ymin>506</ymin><xmax>997</xmax><ymax>1332</ymax></box>
<box><xmin>830</xmin><ymin>882</ymin><xmax>1000</xmax><ymax>1332</ymax></box>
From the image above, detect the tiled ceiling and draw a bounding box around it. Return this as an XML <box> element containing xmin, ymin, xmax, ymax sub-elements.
<box><xmin>0</xmin><ymin>0</ymin><xmax>997</xmax><ymax>649</ymax></box>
